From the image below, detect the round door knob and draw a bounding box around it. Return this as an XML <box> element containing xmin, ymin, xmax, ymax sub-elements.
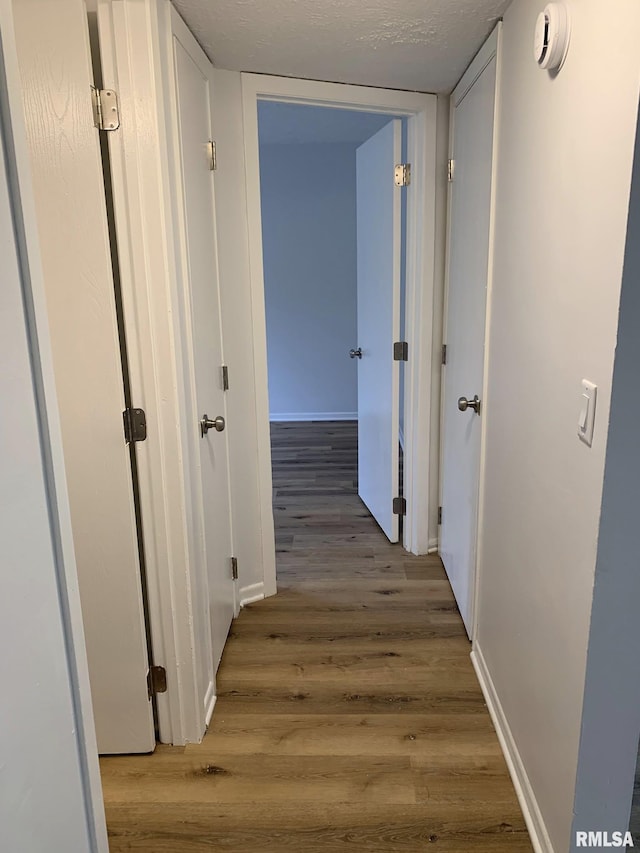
<box><xmin>200</xmin><ymin>413</ymin><xmax>225</xmax><ymax>436</ymax></box>
<box><xmin>349</xmin><ymin>347</ymin><xmax>363</xmax><ymax>359</ymax></box>
<box><xmin>457</xmin><ymin>395</ymin><xmax>481</xmax><ymax>415</ymax></box>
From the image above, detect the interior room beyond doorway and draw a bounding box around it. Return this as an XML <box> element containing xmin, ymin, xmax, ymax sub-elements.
<box><xmin>257</xmin><ymin>101</ymin><xmax>407</xmax><ymax>560</ymax></box>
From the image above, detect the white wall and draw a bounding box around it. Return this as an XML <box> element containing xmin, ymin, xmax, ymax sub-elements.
<box><xmin>473</xmin><ymin>1</ymin><xmax>640</xmax><ymax>850</ymax></box>
<box><xmin>260</xmin><ymin>142</ymin><xmax>358</xmax><ymax>420</ymax></box>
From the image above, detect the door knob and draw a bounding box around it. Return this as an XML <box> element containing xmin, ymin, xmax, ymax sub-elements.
<box><xmin>457</xmin><ymin>395</ymin><xmax>481</xmax><ymax>415</ymax></box>
<box><xmin>349</xmin><ymin>347</ymin><xmax>363</xmax><ymax>359</ymax></box>
<box><xmin>200</xmin><ymin>414</ymin><xmax>225</xmax><ymax>436</ymax></box>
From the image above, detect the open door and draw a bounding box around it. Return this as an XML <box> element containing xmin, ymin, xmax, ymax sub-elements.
<box><xmin>12</xmin><ymin>0</ymin><xmax>155</xmax><ymax>752</ymax></box>
<box><xmin>440</xmin><ymin>33</ymin><xmax>499</xmax><ymax>636</ymax></box>
<box><xmin>355</xmin><ymin>120</ymin><xmax>402</xmax><ymax>543</ymax></box>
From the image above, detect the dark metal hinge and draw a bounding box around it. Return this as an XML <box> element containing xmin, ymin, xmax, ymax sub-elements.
<box><xmin>209</xmin><ymin>140</ymin><xmax>217</xmax><ymax>171</ymax></box>
<box><xmin>393</xmin><ymin>341</ymin><xmax>408</xmax><ymax>362</ymax></box>
<box><xmin>222</xmin><ymin>364</ymin><xmax>229</xmax><ymax>391</ymax></box>
<box><xmin>393</xmin><ymin>496</ymin><xmax>406</xmax><ymax>516</ymax></box>
<box><xmin>448</xmin><ymin>159</ymin><xmax>455</xmax><ymax>182</ymax></box>
<box><xmin>147</xmin><ymin>665</ymin><xmax>167</xmax><ymax>698</ymax></box>
<box><xmin>231</xmin><ymin>556</ymin><xmax>238</xmax><ymax>580</ymax></box>
<box><xmin>123</xmin><ymin>407</ymin><xmax>147</xmax><ymax>443</ymax></box>
<box><xmin>438</xmin><ymin>506</ymin><xmax>442</xmax><ymax>525</ymax></box>
<box><xmin>442</xmin><ymin>344</ymin><xmax>447</xmax><ymax>365</ymax></box>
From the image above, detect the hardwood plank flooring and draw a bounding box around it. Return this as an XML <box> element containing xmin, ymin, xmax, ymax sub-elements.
<box><xmin>101</xmin><ymin>420</ymin><xmax>531</xmax><ymax>851</ymax></box>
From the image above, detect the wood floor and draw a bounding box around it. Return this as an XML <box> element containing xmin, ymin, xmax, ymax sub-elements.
<box><xmin>100</xmin><ymin>421</ymin><xmax>531</xmax><ymax>851</ymax></box>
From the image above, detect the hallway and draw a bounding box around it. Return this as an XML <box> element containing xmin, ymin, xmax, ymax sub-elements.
<box><xmin>100</xmin><ymin>421</ymin><xmax>531</xmax><ymax>851</ymax></box>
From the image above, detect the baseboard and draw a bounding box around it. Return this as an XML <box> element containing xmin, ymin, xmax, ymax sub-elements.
<box><xmin>239</xmin><ymin>581</ymin><xmax>265</xmax><ymax>608</ymax></box>
<box><xmin>204</xmin><ymin>682</ymin><xmax>216</xmax><ymax>729</ymax></box>
<box><xmin>269</xmin><ymin>412</ymin><xmax>357</xmax><ymax>422</ymax></box>
<box><xmin>471</xmin><ymin>646</ymin><xmax>554</xmax><ymax>853</ymax></box>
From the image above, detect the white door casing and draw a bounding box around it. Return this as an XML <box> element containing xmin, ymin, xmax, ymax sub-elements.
<box><xmin>170</xmin><ymin>9</ymin><xmax>235</xmax><ymax>677</ymax></box>
<box><xmin>240</xmin><ymin>76</ymin><xmax>437</xmax><ymax>592</ymax></box>
<box><xmin>440</xmin><ymin>28</ymin><xmax>501</xmax><ymax>636</ymax></box>
<box><xmin>356</xmin><ymin>120</ymin><xmax>402</xmax><ymax>543</ymax></box>
<box><xmin>13</xmin><ymin>0</ymin><xmax>155</xmax><ymax>753</ymax></box>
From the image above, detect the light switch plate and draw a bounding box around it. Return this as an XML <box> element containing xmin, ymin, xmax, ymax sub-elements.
<box><xmin>578</xmin><ymin>379</ymin><xmax>597</xmax><ymax>447</ymax></box>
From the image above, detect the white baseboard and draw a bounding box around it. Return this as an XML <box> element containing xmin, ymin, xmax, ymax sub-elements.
<box><xmin>239</xmin><ymin>581</ymin><xmax>266</xmax><ymax>608</ymax></box>
<box><xmin>471</xmin><ymin>645</ymin><xmax>553</xmax><ymax>853</ymax></box>
<box><xmin>269</xmin><ymin>412</ymin><xmax>357</xmax><ymax>422</ymax></box>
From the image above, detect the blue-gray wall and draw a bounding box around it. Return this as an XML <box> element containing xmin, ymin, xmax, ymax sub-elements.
<box><xmin>259</xmin><ymin>142</ymin><xmax>358</xmax><ymax>420</ymax></box>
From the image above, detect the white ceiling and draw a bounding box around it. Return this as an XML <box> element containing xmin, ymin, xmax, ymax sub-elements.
<box><xmin>258</xmin><ymin>102</ymin><xmax>397</xmax><ymax>146</ymax></box>
<box><xmin>172</xmin><ymin>0</ymin><xmax>511</xmax><ymax>94</ymax></box>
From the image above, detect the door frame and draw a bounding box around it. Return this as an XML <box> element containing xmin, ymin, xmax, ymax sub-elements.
<box><xmin>439</xmin><ymin>23</ymin><xmax>502</xmax><ymax>639</ymax></box>
<box><xmin>241</xmin><ymin>73</ymin><xmax>438</xmax><ymax>589</ymax></box>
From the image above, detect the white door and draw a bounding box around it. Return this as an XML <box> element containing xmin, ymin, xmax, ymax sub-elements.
<box><xmin>356</xmin><ymin>120</ymin><xmax>402</xmax><ymax>543</ymax></box>
<box><xmin>171</xmin><ymin>14</ymin><xmax>235</xmax><ymax>671</ymax></box>
<box><xmin>0</xmin><ymin>45</ymin><xmax>106</xmax><ymax>847</ymax></box>
<box><xmin>440</xmin><ymin>39</ymin><xmax>499</xmax><ymax>636</ymax></box>
<box><xmin>12</xmin><ymin>0</ymin><xmax>155</xmax><ymax>752</ymax></box>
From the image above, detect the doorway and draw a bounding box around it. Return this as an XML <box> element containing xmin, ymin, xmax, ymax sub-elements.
<box><xmin>257</xmin><ymin>101</ymin><xmax>405</xmax><ymax>567</ymax></box>
<box><xmin>241</xmin><ymin>74</ymin><xmax>439</xmax><ymax>595</ymax></box>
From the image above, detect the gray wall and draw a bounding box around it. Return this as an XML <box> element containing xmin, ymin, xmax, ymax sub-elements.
<box><xmin>473</xmin><ymin>0</ymin><xmax>640</xmax><ymax>849</ymax></box>
<box><xmin>571</xmin><ymin>102</ymin><xmax>640</xmax><ymax>845</ymax></box>
<box><xmin>260</xmin><ymin>142</ymin><xmax>358</xmax><ymax>420</ymax></box>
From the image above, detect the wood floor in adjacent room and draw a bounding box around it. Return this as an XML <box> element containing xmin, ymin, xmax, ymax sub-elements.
<box><xmin>100</xmin><ymin>420</ymin><xmax>532</xmax><ymax>851</ymax></box>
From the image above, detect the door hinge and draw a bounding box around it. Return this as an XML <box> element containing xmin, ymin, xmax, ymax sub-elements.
<box><xmin>438</xmin><ymin>506</ymin><xmax>442</xmax><ymax>525</ymax></box>
<box><xmin>394</xmin><ymin>163</ymin><xmax>411</xmax><ymax>187</ymax></box>
<box><xmin>393</xmin><ymin>496</ymin><xmax>406</xmax><ymax>516</ymax></box>
<box><xmin>208</xmin><ymin>140</ymin><xmax>217</xmax><ymax>171</ymax></box>
<box><xmin>231</xmin><ymin>556</ymin><xmax>238</xmax><ymax>580</ymax></box>
<box><xmin>442</xmin><ymin>344</ymin><xmax>447</xmax><ymax>365</ymax></box>
<box><xmin>448</xmin><ymin>159</ymin><xmax>455</xmax><ymax>182</ymax></box>
<box><xmin>222</xmin><ymin>364</ymin><xmax>229</xmax><ymax>391</ymax></box>
<box><xmin>147</xmin><ymin>665</ymin><xmax>167</xmax><ymax>697</ymax></box>
<box><xmin>91</xmin><ymin>86</ymin><xmax>120</xmax><ymax>131</ymax></box>
<box><xmin>393</xmin><ymin>341</ymin><xmax>408</xmax><ymax>362</ymax></box>
<box><xmin>123</xmin><ymin>407</ymin><xmax>147</xmax><ymax>443</ymax></box>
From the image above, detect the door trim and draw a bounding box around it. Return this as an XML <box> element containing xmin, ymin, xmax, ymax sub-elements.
<box><xmin>240</xmin><ymin>73</ymin><xmax>438</xmax><ymax>592</ymax></box>
<box><xmin>439</xmin><ymin>23</ymin><xmax>502</xmax><ymax>640</ymax></box>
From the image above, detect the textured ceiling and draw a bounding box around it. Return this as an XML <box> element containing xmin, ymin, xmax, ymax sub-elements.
<box><xmin>172</xmin><ymin>0</ymin><xmax>511</xmax><ymax>94</ymax></box>
<box><xmin>258</xmin><ymin>102</ymin><xmax>397</xmax><ymax>146</ymax></box>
